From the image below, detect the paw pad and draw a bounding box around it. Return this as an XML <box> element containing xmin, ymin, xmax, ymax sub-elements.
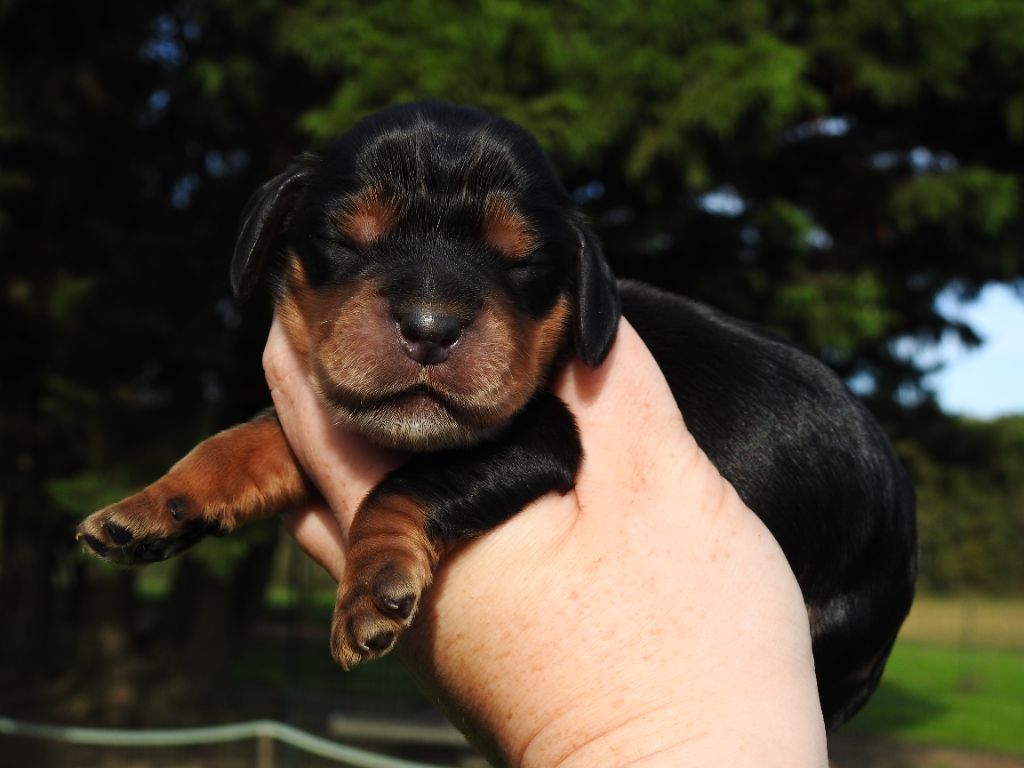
<box><xmin>363</xmin><ymin>630</ymin><xmax>396</xmax><ymax>653</ymax></box>
<box><xmin>102</xmin><ymin>520</ymin><xmax>134</xmax><ymax>545</ymax></box>
<box><xmin>331</xmin><ymin>557</ymin><xmax>431</xmax><ymax>669</ymax></box>
<box><xmin>167</xmin><ymin>497</ymin><xmax>186</xmax><ymax>521</ymax></box>
<box><xmin>381</xmin><ymin>594</ymin><xmax>416</xmax><ymax>620</ymax></box>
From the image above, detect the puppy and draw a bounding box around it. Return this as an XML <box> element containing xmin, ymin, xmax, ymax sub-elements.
<box><xmin>78</xmin><ymin>102</ymin><xmax>917</xmax><ymax>730</ymax></box>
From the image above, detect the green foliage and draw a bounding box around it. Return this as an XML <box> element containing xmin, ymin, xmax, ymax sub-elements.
<box><xmin>890</xmin><ymin>168</ymin><xmax>1020</xmax><ymax>237</ymax></box>
<box><xmin>770</xmin><ymin>271</ymin><xmax>893</xmax><ymax>354</ymax></box>
<box><xmin>188</xmin><ymin>521</ymin><xmax>279</xmax><ymax>577</ymax></box>
<box><xmin>809</xmin><ymin>0</ymin><xmax>1024</xmax><ymax>104</ymax></box>
<box><xmin>901</xmin><ymin>416</ymin><xmax>1024</xmax><ymax>593</ymax></box>
<box><xmin>917</xmin><ymin>467</ymin><xmax>1019</xmax><ymax>592</ymax></box>
<box><xmin>46</xmin><ymin>471</ymin><xmax>138</xmax><ymax>520</ymax></box>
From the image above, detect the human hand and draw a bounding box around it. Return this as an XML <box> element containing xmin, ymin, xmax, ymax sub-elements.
<box><xmin>263</xmin><ymin>315</ymin><xmax>828</xmax><ymax>767</ymax></box>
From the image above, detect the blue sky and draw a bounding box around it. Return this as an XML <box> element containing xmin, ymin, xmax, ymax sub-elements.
<box><xmin>926</xmin><ymin>284</ymin><xmax>1024</xmax><ymax>419</ymax></box>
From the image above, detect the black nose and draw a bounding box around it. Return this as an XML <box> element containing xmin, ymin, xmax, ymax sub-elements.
<box><xmin>397</xmin><ymin>311</ymin><xmax>464</xmax><ymax>365</ymax></box>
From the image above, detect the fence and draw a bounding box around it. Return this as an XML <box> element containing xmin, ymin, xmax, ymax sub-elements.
<box><xmin>0</xmin><ymin>716</ymin><xmax>460</xmax><ymax>768</ymax></box>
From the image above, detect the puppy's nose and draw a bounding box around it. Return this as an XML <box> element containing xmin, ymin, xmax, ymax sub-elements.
<box><xmin>397</xmin><ymin>311</ymin><xmax>464</xmax><ymax>365</ymax></box>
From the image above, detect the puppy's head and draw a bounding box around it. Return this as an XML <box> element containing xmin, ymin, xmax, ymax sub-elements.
<box><xmin>233</xmin><ymin>102</ymin><xmax>620</xmax><ymax>451</ymax></box>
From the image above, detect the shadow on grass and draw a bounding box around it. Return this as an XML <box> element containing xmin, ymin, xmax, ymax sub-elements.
<box><xmin>846</xmin><ymin>679</ymin><xmax>947</xmax><ymax>733</ymax></box>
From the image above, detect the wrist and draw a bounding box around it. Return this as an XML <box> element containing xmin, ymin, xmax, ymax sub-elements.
<box><xmin>398</xmin><ymin>491</ymin><xmax>827</xmax><ymax>767</ymax></box>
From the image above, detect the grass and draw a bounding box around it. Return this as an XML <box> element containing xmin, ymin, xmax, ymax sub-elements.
<box><xmin>848</xmin><ymin>643</ymin><xmax>1024</xmax><ymax>755</ymax></box>
<box><xmin>846</xmin><ymin>596</ymin><xmax>1024</xmax><ymax>755</ymax></box>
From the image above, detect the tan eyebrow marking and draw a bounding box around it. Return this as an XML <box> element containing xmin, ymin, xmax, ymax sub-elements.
<box><xmin>483</xmin><ymin>194</ymin><xmax>537</xmax><ymax>261</ymax></box>
<box><xmin>335</xmin><ymin>189</ymin><xmax>401</xmax><ymax>246</ymax></box>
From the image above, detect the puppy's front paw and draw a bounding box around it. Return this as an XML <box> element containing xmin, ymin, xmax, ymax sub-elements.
<box><xmin>76</xmin><ymin>413</ymin><xmax>311</xmax><ymax>566</ymax></box>
<box><xmin>331</xmin><ymin>549</ymin><xmax>434</xmax><ymax>669</ymax></box>
<box><xmin>77</xmin><ymin>491</ymin><xmax>227</xmax><ymax>565</ymax></box>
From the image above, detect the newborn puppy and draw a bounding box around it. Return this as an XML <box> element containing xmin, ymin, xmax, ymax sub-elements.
<box><xmin>78</xmin><ymin>102</ymin><xmax>917</xmax><ymax>730</ymax></box>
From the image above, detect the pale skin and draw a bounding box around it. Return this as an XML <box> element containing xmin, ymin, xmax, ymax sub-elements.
<box><xmin>263</xmin><ymin>314</ymin><xmax>829</xmax><ymax>768</ymax></box>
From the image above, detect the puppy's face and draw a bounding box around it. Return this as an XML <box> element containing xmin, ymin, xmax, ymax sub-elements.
<box><xmin>233</xmin><ymin>103</ymin><xmax>619</xmax><ymax>451</ymax></box>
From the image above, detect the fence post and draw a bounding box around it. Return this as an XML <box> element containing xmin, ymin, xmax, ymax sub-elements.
<box><xmin>257</xmin><ymin>730</ymin><xmax>274</xmax><ymax>768</ymax></box>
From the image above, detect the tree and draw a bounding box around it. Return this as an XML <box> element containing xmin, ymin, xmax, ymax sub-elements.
<box><xmin>0</xmin><ymin>0</ymin><xmax>306</xmax><ymax>691</ymax></box>
<box><xmin>901</xmin><ymin>413</ymin><xmax>1024</xmax><ymax>593</ymax></box>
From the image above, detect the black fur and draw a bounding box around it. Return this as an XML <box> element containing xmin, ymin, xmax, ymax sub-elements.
<box><xmin>368</xmin><ymin>391</ymin><xmax>581</xmax><ymax>542</ymax></box>
<box><xmin>234</xmin><ymin>102</ymin><xmax>917</xmax><ymax>730</ymax></box>
<box><xmin>232</xmin><ymin>161</ymin><xmax>313</xmax><ymax>300</ymax></box>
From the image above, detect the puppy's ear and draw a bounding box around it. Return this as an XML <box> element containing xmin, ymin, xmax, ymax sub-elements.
<box><xmin>573</xmin><ymin>219</ymin><xmax>621</xmax><ymax>367</ymax></box>
<box><xmin>231</xmin><ymin>157</ymin><xmax>314</xmax><ymax>301</ymax></box>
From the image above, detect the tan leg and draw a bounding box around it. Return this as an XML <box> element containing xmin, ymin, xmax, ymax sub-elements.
<box><xmin>77</xmin><ymin>410</ymin><xmax>310</xmax><ymax>564</ymax></box>
<box><xmin>330</xmin><ymin>493</ymin><xmax>442</xmax><ymax>669</ymax></box>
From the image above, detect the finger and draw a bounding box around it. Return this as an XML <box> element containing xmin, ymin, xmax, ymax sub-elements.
<box><xmin>282</xmin><ymin>503</ymin><xmax>347</xmax><ymax>582</ymax></box>
<box><xmin>264</xmin><ymin>315</ymin><xmax>402</xmax><ymax>534</ymax></box>
<box><xmin>553</xmin><ymin>319</ymin><xmax>700</xmax><ymax>481</ymax></box>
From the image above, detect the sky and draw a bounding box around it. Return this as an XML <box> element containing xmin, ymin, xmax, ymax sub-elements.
<box><xmin>926</xmin><ymin>284</ymin><xmax>1024</xmax><ymax>419</ymax></box>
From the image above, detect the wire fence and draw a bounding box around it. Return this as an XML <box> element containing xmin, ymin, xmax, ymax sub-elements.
<box><xmin>0</xmin><ymin>716</ymin><xmax>455</xmax><ymax>768</ymax></box>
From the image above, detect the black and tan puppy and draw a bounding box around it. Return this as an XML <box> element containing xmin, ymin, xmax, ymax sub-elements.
<box><xmin>78</xmin><ymin>102</ymin><xmax>917</xmax><ymax>730</ymax></box>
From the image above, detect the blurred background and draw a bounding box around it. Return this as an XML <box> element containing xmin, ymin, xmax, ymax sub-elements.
<box><xmin>1</xmin><ymin>1</ymin><xmax>1022</xmax><ymax>766</ymax></box>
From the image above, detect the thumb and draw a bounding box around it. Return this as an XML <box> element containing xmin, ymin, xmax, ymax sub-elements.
<box><xmin>553</xmin><ymin>319</ymin><xmax>703</xmax><ymax>488</ymax></box>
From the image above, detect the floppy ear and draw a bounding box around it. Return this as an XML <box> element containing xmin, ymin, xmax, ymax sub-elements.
<box><xmin>573</xmin><ymin>219</ymin><xmax>621</xmax><ymax>367</ymax></box>
<box><xmin>230</xmin><ymin>158</ymin><xmax>314</xmax><ymax>301</ymax></box>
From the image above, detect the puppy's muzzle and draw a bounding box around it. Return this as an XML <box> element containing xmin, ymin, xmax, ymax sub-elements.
<box><xmin>396</xmin><ymin>310</ymin><xmax>465</xmax><ymax>366</ymax></box>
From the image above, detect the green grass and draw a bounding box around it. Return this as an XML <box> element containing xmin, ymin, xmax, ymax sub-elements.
<box><xmin>846</xmin><ymin>596</ymin><xmax>1024</xmax><ymax>755</ymax></box>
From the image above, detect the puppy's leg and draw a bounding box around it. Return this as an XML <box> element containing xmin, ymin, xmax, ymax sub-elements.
<box><xmin>331</xmin><ymin>392</ymin><xmax>581</xmax><ymax>668</ymax></box>
<box><xmin>331</xmin><ymin>492</ymin><xmax>442</xmax><ymax>669</ymax></box>
<box><xmin>77</xmin><ymin>409</ymin><xmax>310</xmax><ymax>564</ymax></box>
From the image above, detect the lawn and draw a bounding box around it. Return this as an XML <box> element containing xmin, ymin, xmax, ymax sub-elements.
<box><xmin>846</xmin><ymin>596</ymin><xmax>1024</xmax><ymax>755</ymax></box>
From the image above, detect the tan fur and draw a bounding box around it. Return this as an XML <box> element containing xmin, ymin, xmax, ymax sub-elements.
<box><xmin>335</xmin><ymin>188</ymin><xmax>401</xmax><ymax>246</ymax></box>
<box><xmin>473</xmin><ymin>294</ymin><xmax>571</xmax><ymax>422</ymax></box>
<box><xmin>331</xmin><ymin>493</ymin><xmax>443</xmax><ymax>669</ymax></box>
<box><xmin>160</xmin><ymin>414</ymin><xmax>307</xmax><ymax>529</ymax></box>
<box><xmin>78</xmin><ymin>413</ymin><xmax>309</xmax><ymax>545</ymax></box>
<box><xmin>483</xmin><ymin>194</ymin><xmax>536</xmax><ymax>261</ymax></box>
<box><xmin>349</xmin><ymin>494</ymin><xmax>442</xmax><ymax>574</ymax></box>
